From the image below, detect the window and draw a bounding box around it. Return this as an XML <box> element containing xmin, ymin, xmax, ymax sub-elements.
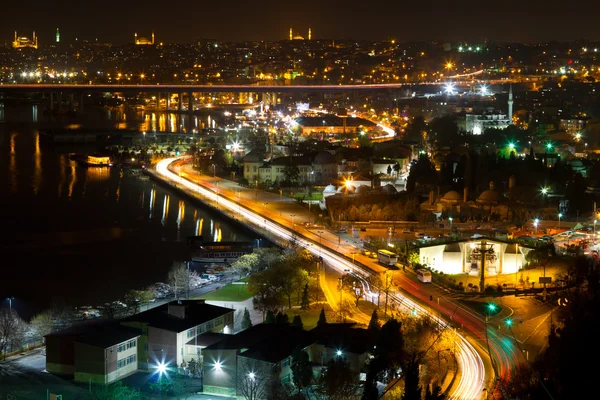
<box><xmin>187</xmin><ymin>328</ymin><xmax>196</xmax><ymax>339</ymax></box>
<box><xmin>206</xmin><ymin>321</ymin><xmax>213</xmax><ymax>330</ymax></box>
<box><xmin>215</xmin><ymin>317</ymin><xmax>223</xmax><ymax>326</ymax></box>
<box><xmin>117</xmin><ymin>355</ymin><xmax>136</xmax><ymax>369</ymax></box>
<box><xmin>119</xmin><ymin>339</ymin><xmax>136</xmax><ymax>352</ymax></box>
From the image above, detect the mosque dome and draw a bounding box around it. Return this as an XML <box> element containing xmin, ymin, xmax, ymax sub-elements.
<box><xmin>477</xmin><ymin>182</ymin><xmax>502</xmax><ymax>204</ymax></box>
<box><xmin>323</xmin><ymin>184</ymin><xmax>337</xmax><ymax>194</ymax></box>
<box><xmin>441</xmin><ymin>190</ymin><xmax>461</xmax><ymax>202</ymax></box>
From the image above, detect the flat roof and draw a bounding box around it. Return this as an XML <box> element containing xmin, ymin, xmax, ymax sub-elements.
<box><xmin>46</xmin><ymin>319</ymin><xmax>142</xmax><ymax>348</ymax></box>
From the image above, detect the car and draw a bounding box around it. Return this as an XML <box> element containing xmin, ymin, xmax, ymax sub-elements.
<box><xmin>402</xmin><ymin>229</ymin><xmax>411</xmax><ymax>234</ymax></box>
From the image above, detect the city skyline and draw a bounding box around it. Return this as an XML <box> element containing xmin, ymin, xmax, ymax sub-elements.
<box><xmin>2</xmin><ymin>0</ymin><xmax>600</xmax><ymax>45</ymax></box>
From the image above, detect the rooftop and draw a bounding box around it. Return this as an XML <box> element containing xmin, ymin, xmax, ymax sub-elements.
<box><xmin>46</xmin><ymin>319</ymin><xmax>142</xmax><ymax>348</ymax></box>
<box><xmin>122</xmin><ymin>300</ymin><xmax>233</xmax><ymax>333</ymax></box>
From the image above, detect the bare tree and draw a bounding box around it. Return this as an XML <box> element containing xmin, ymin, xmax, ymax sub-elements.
<box><xmin>0</xmin><ymin>308</ymin><xmax>26</xmax><ymax>359</ymax></box>
<box><xmin>236</xmin><ymin>357</ymin><xmax>273</xmax><ymax>400</ymax></box>
<box><xmin>168</xmin><ymin>261</ymin><xmax>190</xmax><ymax>300</ymax></box>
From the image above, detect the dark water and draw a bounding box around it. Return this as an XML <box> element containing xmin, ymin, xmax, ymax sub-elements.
<box><xmin>0</xmin><ymin>105</ymin><xmax>252</xmax><ymax>320</ymax></box>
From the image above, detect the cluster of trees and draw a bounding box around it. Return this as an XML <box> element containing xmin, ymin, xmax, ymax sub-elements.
<box><xmin>234</xmin><ymin>248</ymin><xmax>321</xmax><ymax>319</ymax></box>
<box><xmin>362</xmin><ymin>311</ymin><xmax>453</xmax><ymax>400</ymax></box>
<box><xmin>497</xmin><ymin>255</ymin><xmax>600</xmax><ymax>399</ymax></box>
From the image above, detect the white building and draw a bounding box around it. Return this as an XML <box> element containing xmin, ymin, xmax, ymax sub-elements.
<box><xmin>418</xmin><ymin>238</ymin><xmax>533</xmax><ymax>276</ymax></box>
<box><xmin>465</xmin><ymin>111</ymin><xmax>511</xmax><ymax>135</ymax></box>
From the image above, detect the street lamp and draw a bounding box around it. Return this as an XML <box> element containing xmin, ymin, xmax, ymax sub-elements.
<box><xmin>448</xmin><ymin>217</ymin><xmax>453</xmax><ymax>229</ymax></box>
<box><xmin>558</xmin><ymin>213</ymin><xmax>562</xmax><ymax>229</ymax></box>
<box><xmin>6</xmin><ymin>297</ymin><xmax>14</xmax><ymax>313</ymax></box>
<box><xmin>290</xmin><ymin>214</ymin><xmax>296</xmax><ymax>226</ymax></box>
<box><xmin>533</xmin><ymin>218</ymin><xmax>539</xmax><ymax>234</ymax></box>
<box><xmin>263</xmin><ymin>202</ymin><xmax>268</xmax><ymax>213</ymax></box>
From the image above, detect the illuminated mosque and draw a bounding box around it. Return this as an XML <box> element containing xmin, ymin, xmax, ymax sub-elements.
<box><xmin>12</xmin><ymin>31</ymin><xmax>38</xmax><ymax>49</ymax></box>
<box><xmin>289</xmin><ymin>26</ymin><xmax>312</xmax><ymax>41</ymax></box>
<box><xmin>135</xmin><ymin>32</ymin><xmax>155</xmax><ymax>45</ymax></box>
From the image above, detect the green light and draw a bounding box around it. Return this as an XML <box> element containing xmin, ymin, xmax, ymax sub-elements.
<box><xmin>546</xmin><ymin>143</ymin><xmax>553</xmax><ymax>150</ymax></box>
<box><xmin>488</xmin><ymin>303</ymin><xmax>497</xmax><ymax>312</ymax></box>
<box><xmin>505</xmin><ymin>319</ymin><xmax>513</xmax><ymax>326</ymax></box>
<box><xmin>508</xmin><ymin>143</ymin><xmax>515</xmax><ymax>149</ymax></box>
<box><xmin>411</xmin><ymin>308</ymin><xmax>417</xmax><ymax>316</ymax></box>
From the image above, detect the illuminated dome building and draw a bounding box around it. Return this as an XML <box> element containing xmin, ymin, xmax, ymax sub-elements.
<box><xmin>289</xmin><ymin>26</ymin><xmax>311</xmax><ymax>41</ymax></box>
<box><xmin>12</xmin><ymin>31</ymin><xmax>38</xmax><ymax>49</ymax></box>
<box><xmin>135</xmin><ymin>32</ymin><xmax>155</xmax><ymax>45</ymax></box>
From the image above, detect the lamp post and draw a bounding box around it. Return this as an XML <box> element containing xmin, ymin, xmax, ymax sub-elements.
<box><xmin>533</xmin><ymin>218</ymin><xmax>539</xmax><ymax>234</ymax></box>
<box><xmin>6</xmin><ymin>297</ymin><xmax>14</xmax><ymax>313</ymax></box>
<box><xmin>558</xmin><ymin>213</ymin><xmax>562</xmax><ymax>229</ymax></box>
<box><xmin>448</xmin><ymin>217</ymin><xmax>453</xmax><ymax>229</ymax></box>
<box><xmin>263</xmin><ymin>202</ymin><xmax>268</xmax><ymax>214</ymax></box>
<box><xmin>317</xmin><ymin>230</ymin><xmax>323</xmax><ymax>256</ymax></box>
<box><xmin>290</xmin><ymin>214</ymin><xmax>296</xmax><ymax>227</ymax></box>
<box><xmin>594</xmin><ymin>220</ymin><xmax>597</xmax><ymax>245</ymax></box>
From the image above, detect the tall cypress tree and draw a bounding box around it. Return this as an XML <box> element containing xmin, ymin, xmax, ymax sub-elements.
<box><xmin>241</xmin><ymin>307</ymin><xmax>252</xmax><ymax>330</ymax></box>
<box><xmin>317</xmin><ymin>307</ymin><xmax>327</xmax><ymax>326</ymax></box>
<box><xmin>300</xmin><ymin>283</ymin><xmax>310</xmax><ymax>310</ymax></box>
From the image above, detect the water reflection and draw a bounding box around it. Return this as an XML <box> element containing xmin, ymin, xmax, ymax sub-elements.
<box><xmin>161</xmin><ymin>194</ymin><xmax>170</xmax><ymax>226</ymax></box>
<box><xmin>32</xmin><ymin>104</ymin><xmax>37</xmax><ymax>122</ymax></box>
<box><xmin>86</xmin><ymin>167</ymin><xmax>111</xmax><ymax>182</ymax></box>
<box><xmin>58</xmin><ymin>154</ymin><xmax>66</xmax><ymax>197</ymax></box>
<box><xmin>9</xmin><ymin>132</ymin><xmax>17</xmax><ymax>193</ymax></box>
<box><xmin>149</xmin><ymin>188</ymin><xmax>155</xmax><ymax>219</ymax></box>
<box><xmin>104</xmin><ymin>108</ymin><xmax>221</xmax><ymax>134</ymax></box>
<box><xmin>67</xmin><ymin>163</ymin><xmax>76</xmax><ymax>198</ymax></box>
<box><xmin>33</xmin><ymin>132</ymin><xmax>42</xmax><ymax>194</ymax></box>
<box><xmin>177</xmin><ymin>200</ymin><xmax>185</xmax><ymax>230</ymax></box>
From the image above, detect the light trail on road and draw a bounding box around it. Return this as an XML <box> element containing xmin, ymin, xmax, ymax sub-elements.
<box><xmin>156</xmin><ymin>157</ymin><xmax>485</xmax><ymax>399</ymax></box>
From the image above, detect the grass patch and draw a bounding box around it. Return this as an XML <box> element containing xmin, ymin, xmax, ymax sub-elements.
<box><xmin>194</xmin><ymin>283</ymin><xmax>252</xmax><ymax>302</ymax></box>
<box><xmin>286</xmin><ymin>304</ymin><xmax>334</xmax><ymax>330</ymax></box>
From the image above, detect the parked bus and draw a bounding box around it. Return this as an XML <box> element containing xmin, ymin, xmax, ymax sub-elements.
<box><xmin>416</xmin><ymin>269</ymin><xmax>432</xmax><ymax>283</ymax></box>
<box><xmin>377</xmin><ymin>249</ymin><xmax>399</xmax><ymax>266</ymax></box>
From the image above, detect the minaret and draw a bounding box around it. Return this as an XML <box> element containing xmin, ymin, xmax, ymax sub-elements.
<box><xmin>151</xmin><ymin>32</ymin><xmax>155</xmax><ymax>45</ymax></box>
<box><xmin>56</xmin><ymin>28</ymin><xmax>60</xmax><ymax>43</ymax></box>
<box><xmin>308</xmin><ymin>26</ymin><xmax>312</xmax><ymax>40</ymax></box>
<box><xmin>508</xmin><ymin>84</ymin><xmax>513</xmax><ymax>124</ymax></box>
<box><xmin>289</xmin><ymin>27</ymin><xmax>293</xmax><ymax>41</ymax></box>
<box><xmin>134</xmin><ymin>32</ymin><xmax>137</xmax><ymax>44</ymax></box>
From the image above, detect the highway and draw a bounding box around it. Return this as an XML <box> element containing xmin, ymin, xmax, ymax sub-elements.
<box><xmin>155</xmin><ymin>157</ymin><xmax>485</xmax><ymax>399</ymax></box>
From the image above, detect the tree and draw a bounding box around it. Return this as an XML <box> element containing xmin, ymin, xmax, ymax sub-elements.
<box><xmin>30</xmin><ymin>310</ymin><xmax>54</xmax><ymax>341</ymax></box>
<box><xmin>291</xmin><ymin>347</ymin><xmax>312</xmax><ymax>394</ymax></box>
<box><xmin>249</xmin><ymin>271</ymin><xmax>285</xmax><ymax>319</ymax></box>
<box><xmin>424</xmin><ymin>384</ymin><xmax>445</xmax><ymax>400</ymax></box>
<box><xmin>291</xmin><ymin>315</ymin><xmax>304</xmax><ymax>330</ymax></box>
<box><xmin>300</xmin><ymin>283</ymin><xmax>310</xmax><ymax>310</ymax></box>
<box><xmin>403</xmin><ymin>353</ymin><xmax>422</xmax><ymax>400</ymax></box>
<box><xmin>231</xmin><ymin>253</ymin><xmax>260</xmax><ymax>275</ymax></box>
<box><xmin>0</xmin><ymin>308</ymin><xmax>26</xmax><ymax>359</ymax></box>
<box><xmin>237</xmin><ymin>357</ymin><xmax>273</xmax><ymax>400</ymax></box>
<box><xmin>367</xmin><ymin>309</ymin><xmax>380</xmax><ymax>336</ymax></box>
<box><xmin>167</xmin><ymin>261</ymin><xmax>190</xmax><ymax>300</ymax></box>
<box><xmin>242</xmin><ymin>308</ymin><xmax>253</xmax><ymax>330</ymax></box>
<box><xmin>318</xmin><ymin>356</ymin><xmax>360</xmax><ymax>400</ymax></box>
<box><xmin>282</xmin><ymin>165</ymin><xmax>300</xmax><ymax>185</ymax></box>
<box><xmin>317</xmin><ymin>307</ymin><xmax>327</xmax><ymax>326</ymax></box>
<box><xmin>275</xmin><ymin>312</ymin><xmax>289</xmax><ymax>325</ymax></box>
<box><xmin>254</xmin><ymin>247</ymin><xmax>281</xmax><ymax>270</ymax></box>
<box><xmin>265</xmin><ymin>310</ymin><xmax>276</xmax><ymax>324</ymax></box>
<box><xmin>149</xmin><ymin>374</ymin><xmax>173</xmax><ymax>400</ymax></box>
<box><xmin>123</xmin><ymin>289</ymin><xmax>154</xmax><ymax>316</ymax></box>
<box><xmin>341</xmin><ymin>274</ymin><xmax>364</xmax><ymax>307</ymax></box>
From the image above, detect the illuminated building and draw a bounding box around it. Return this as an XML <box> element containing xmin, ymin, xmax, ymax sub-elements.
<box><xmin>289</xmin><ymin>26</ymin><xmax>311</xmax><ymax>41</ymax></box>
<box><xmin>134</xmin><ymin>32</ymin><xmax>155</xmax><ymax>45</ymax></box>
<box><xmin>12</xmin><ymin>31</ymin><xmax>38</xmax><ymax>49</ymax></box>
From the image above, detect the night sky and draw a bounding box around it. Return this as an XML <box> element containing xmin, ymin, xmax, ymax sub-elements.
<box><xmin>2</xmin><ymin>0</ymin><xmax>599</xmax><ymax>44</ymax></box>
